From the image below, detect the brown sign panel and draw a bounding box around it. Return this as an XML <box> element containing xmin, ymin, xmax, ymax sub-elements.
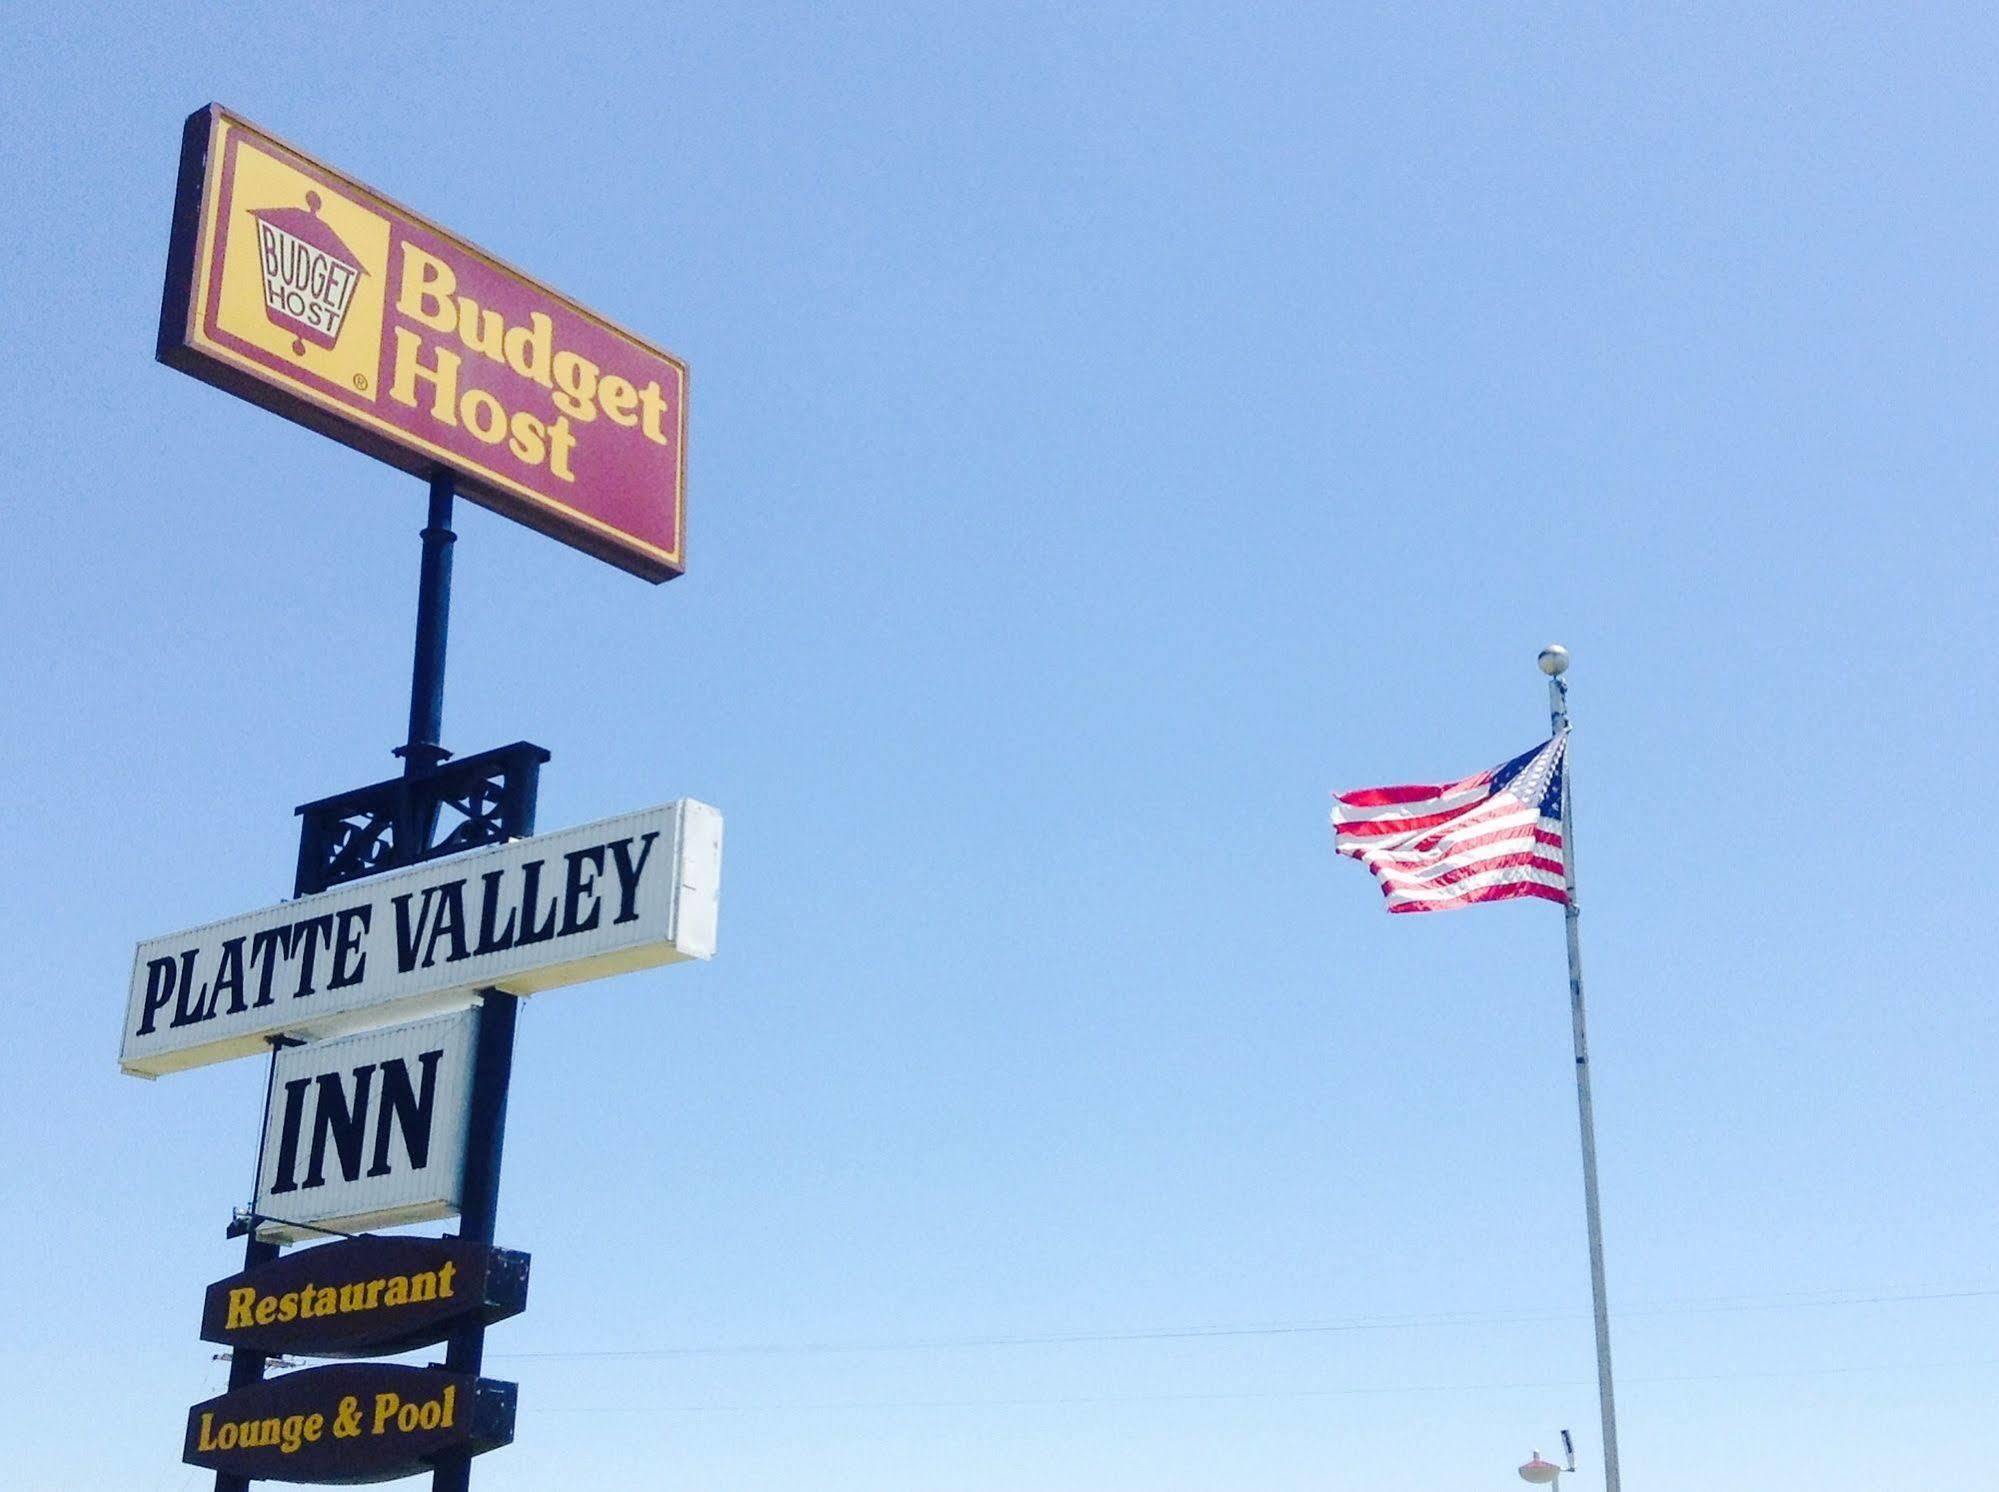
<box><xmin>200</xmin><ymin>1235</ymin><xmax>528</xmax><ymax>1359</ymax></box>
<box><xmin>158</xmin><ymin>104</ymin><xmax>688</xmax><ymax>582</ymax></box>
<box><xmin>183</xmin><ymin>1363</ymin><xmax>513</xmax><ymax>1483</ymax></box>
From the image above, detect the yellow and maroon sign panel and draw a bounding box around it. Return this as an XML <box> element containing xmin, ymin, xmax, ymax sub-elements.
<box><xmin>159</xmin><ymin>104</ymin><xmax>687</xmax><ymax>581</ymax></box>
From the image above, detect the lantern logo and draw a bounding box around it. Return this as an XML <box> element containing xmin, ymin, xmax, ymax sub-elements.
<box><xmin>250</xmin><ymin>192</ymin><xmax>365</xmax><ymax>355</ymax></box>
<box><xmin>211</xmin><ymin>139</ymin><xmax>390</xmax><ymax>401</ymax></box>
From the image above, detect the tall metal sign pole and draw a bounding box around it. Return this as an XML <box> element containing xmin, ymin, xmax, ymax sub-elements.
<box><xmin>214</xmin><ymin>470</ymin><xmax>509</xmax><ymax>1492</ymax></box>
<box><xmin>400</xmin><ymin>473</ymin><xmax>457</xmax><ymax>779</ymax></box>
<box><xmin>217</xmin><ymin>471</ymin><xmax>527</xmax><ymax>1492</ymax></box>
<box><xmin>393</xmin><ymin>470</ymin><xmax>528</xmax><ymax>1492</ymax></box>
<box><xmin>214</xmin><ymin>1073</ymin><xmax>283</xmax><ymax>1492</ymax></box>
<box><xmin>1538</xmin><ymin>644</ymin><xmax>1623</xmax><ymax>1492</ymax></box>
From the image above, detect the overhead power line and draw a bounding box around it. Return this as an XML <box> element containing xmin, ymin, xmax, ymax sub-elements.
<box><xmin>520</xmin><ymin>1355</ymin><xmax>1999</xmax><ymax>1416</ymax></box>
<box><xmin>488</xmin><ymin>1283</ymin><xmax>1999</xmax><ymax>1364</ymax></box>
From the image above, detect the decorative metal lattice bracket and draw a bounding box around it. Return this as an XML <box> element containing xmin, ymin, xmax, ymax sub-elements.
<box><xmin>292</xmin><ymin>741</ymin><xmax>551</xmax><ymax>898</ymax></box>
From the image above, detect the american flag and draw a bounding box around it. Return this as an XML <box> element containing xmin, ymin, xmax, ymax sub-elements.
<box><xmin>1331</xmin><ymin>734</ymin><xmax>1569</xmax><ymax>913</ymax></box>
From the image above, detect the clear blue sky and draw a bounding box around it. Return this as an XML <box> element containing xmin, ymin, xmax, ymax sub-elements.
<box><xmin>2</xmin><ymin>4</ymin><xmax>1994</xmax><ymax>1488</ymax></box>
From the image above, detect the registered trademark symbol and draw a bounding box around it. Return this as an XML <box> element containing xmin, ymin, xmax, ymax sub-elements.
<box><xmin>353</xmin><ymin>374</ymin><xmax>370</xmax><ymax>391</ymax></box>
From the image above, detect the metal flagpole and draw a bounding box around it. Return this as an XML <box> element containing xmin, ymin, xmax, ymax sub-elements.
<box><xmin>1537</xmin><ymin>643</ymin><xmax>1622</xmax><ymax>1492</ymax></box>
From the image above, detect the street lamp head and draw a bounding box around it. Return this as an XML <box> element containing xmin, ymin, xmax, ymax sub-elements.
<box><xmin>1537</xmin><ymin>644</ymin><xmax>1570</xmax><ymax>677</ymax></box>
<box><xmin>1519</xmin><ymin>1451</ymin><xmax>1562</xmax><ymax>1484</ymax></box>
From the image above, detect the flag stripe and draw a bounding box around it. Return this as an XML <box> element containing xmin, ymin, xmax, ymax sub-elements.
<box><xmin>1385</xmin><ymin>881</ymin><xmax>1568</xmax><ymax>914</ymax></box>
<box><xmin>1357</xmin><ymin>822</ymin><xmax>1561</xmax><ymax>868</ymax></box>
<box><xmin>1331</xmin><ymin>780</ymin><xmax>1494</xmax><ymax>822</ymax></box>
<box><xmin>1408</xmin><ymin>808</ymin><xmax>1558</xmax><ymax>858</ymax></box>
<box><xmin>1344</xmin><ymin>800</ymin><xmax>1542</xmax><ymax>858</ymax></box>
<box><xmin>1383</xmin><ymin>872</ymin><xmax>1567</xmax><ymax>908</ymax></box>
<box><xmin>1333</xmin><ymin>777</ymin><xmax>1489</xmax><ymax>809</ymax></box>
<box><xmin>1362</xmin><ymin>847</ymin><xmax>1564</xmax><ymax>891</ymax></box>
<box><xmin>1333</xmin><ymin>806</ymin><xmax>1488</xmax><ymax>839</ymax></box>
<box><xmin>1404</xmin><ymin>802</ymin><xmax>1541</xmax><ymax>854</ymax></box>
<box><xmin>1381</xmin><ymin>855</ymin><xmax>1567</xmax><ymax>897</ymax></box>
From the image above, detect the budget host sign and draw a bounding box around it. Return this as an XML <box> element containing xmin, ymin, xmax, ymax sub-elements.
<box><xmin>158</xmin><ymin>104</ymin><xmax>688</xmax><ymax>581</ymax></box>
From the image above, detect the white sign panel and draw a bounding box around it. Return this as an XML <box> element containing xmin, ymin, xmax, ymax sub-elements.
<box><xmin>122</xmin><ymin>800</ymin><xmax>722</xmax><ymax>1077</ymax></box>
<box><xmin>254</xmin><ymin>1009</ymin><xmax>477</xmax><ymax>1243</ymax></box>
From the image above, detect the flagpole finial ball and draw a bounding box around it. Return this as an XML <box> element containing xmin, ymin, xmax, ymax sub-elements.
<box><xmin>1538</xmin><ymin>644</ymin><xmax>1570</xmax><ymax>676</ymax></box>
